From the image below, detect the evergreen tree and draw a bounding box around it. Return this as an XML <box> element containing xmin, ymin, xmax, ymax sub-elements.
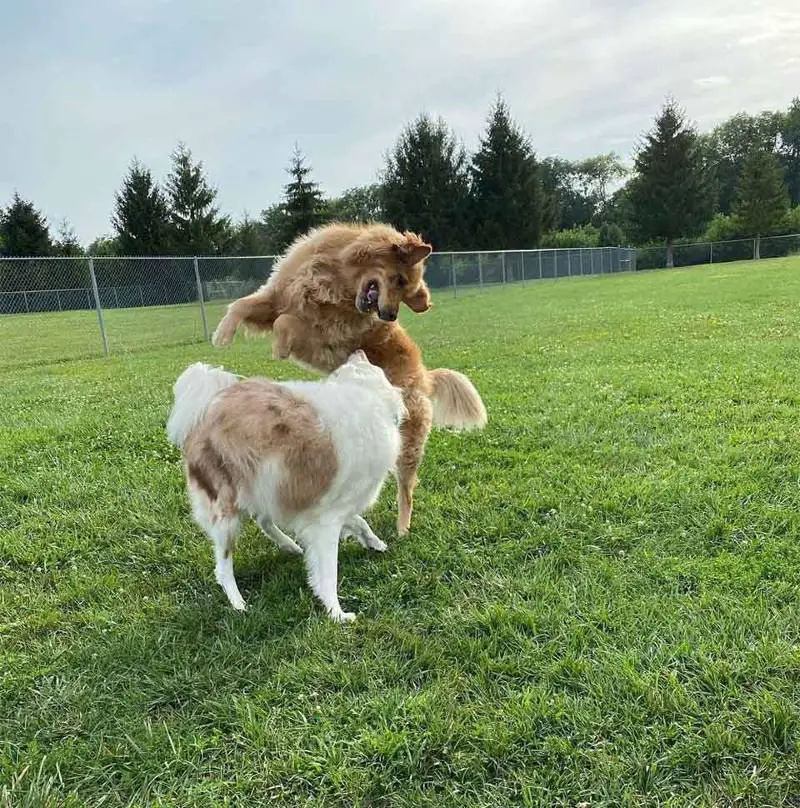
<box><xmin>232</xmin><ymin>212</ymin><xmax>272</xmax><ymax>256</ymax></box>
<box><xmin>111</xmin><ymin>159</ymin><xmax>171</xmax><ymax>256</ymax></box>
<box><xmin>260</xmin><ymin>203</ymin><xmax>292</xmax><ymax>255</ymax></box>
<box><xmin>165</xmin><ymin>143</ymin><xmax>230</xmax><ymax>255</ymax></box>
<box><xmin>778</xmin><ymin>97</ymin><xmax>800</xmax><ymax>206</ymax></box>
<box><xmin>381</xmin><ymin>114</ymin><xmax>470</xmax><ymax>250</ymax></box>
<box><xmin>0</xmin><ymin>193</ymin><xmax>51</xmax><ymax>257</ymax></box>
<box><xmin>628</xmin><ymin>100</ymin><xmax>714</xmax><ymax>267</ymax></box>
<box><xmin>52</xmin><ymin>219</ymin><xmax>83</xmax><ymax>257</ymax></box>
<box><xmin>470</xmin><ymin>96</ymin><xmax>543</xmax><ymax>249</ymax></box>
<box><xmin>732</xmin><ymin>149</ymin><xmax>789</xmax><ymax>258</ymax></box>
<box><xmin>280</xmin><ymin>146</ymin><xmax>327</xmax><ymax>249</ymax></box>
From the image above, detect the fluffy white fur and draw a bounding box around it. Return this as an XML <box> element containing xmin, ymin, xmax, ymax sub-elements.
<box><xmin>167</xmin><ymin>351</ymin><xmax>406</xmax><ymax>622</ymax></box>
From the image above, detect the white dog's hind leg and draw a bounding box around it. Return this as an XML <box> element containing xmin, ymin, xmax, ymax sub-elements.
<box><xmin>257</xmin><ymin>516</ymin><xmax>304</xmax><ymax>555</ymax></box>
<box><xmin>342</xmin><ymin>515</ymin><xmax>387</xmax><ymax>553</ymax></box>
<box><xmin>300</xmin><ymin>523</ymin><xmax>354</xmax><ymax>623</ymax></box>
<box><xmin>210</xmin><ymin>516</ymin><xmax>246</xmax><ymax>611</ymax></box>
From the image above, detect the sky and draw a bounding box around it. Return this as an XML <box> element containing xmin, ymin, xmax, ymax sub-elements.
<box><xmin>1</xmin><ymin>0</ymin><xmax>798</xmax><ymax>244</ymax></box>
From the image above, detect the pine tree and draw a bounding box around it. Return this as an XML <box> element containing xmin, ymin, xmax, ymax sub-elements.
<box><xmin>470</xmin><ymin>96</ymin><xmax>543</xmax><ymax>249</ymax></box>
<box><xmin>733</xmin><ymin>149</ymin><xmax>789</xmax><ymax>258</ymax></box>
<box><xmin>52</xmin><ymin>219</ymin><xmax>83</xmax><ymax>257</ymax></box>
<box><xmin>112</xmin><ymin>160</ymin><xmax>170</xmax><ymax>255</ymax></box>
<box><xmin>165</xmin><ymin>143</ymin><xmax>231</xmax><ymax>255</ymax></box>
<box><xmin>0</xmin><ymin>193</ymin><xmax>51</xmax><ymax>257</ymax></box>
<box><xmin>778</xmin><ymin>96</ymin><xmax>800</xmax><ymax>206</ymax></box>
<box><xmin>0</xmin><ymin>193</ymin><xmax>52</xmax><ymax>257</ymax></box>
<box><xmin>629</xmin><ymin>100</ymin><xmax>714</xmax><ymax>267</ymax></box>
<box><xmin>381</xmin><ymin>114</ymin><xmax>470</xmax><ymax>250</ymax></box>
<box><xmin>280</xmin><ymin>146</ymin><xmax>327</xmax><ymax>249</ymax></box>
<box><xmin>260</xmin><ymin>203</ymin><xmax>292</xmax><ymax>255</ymax></box>
<box><xmin>232</xmin><ymin>212</ymin><xmax>272</xmax><ymax>256</ymax></box>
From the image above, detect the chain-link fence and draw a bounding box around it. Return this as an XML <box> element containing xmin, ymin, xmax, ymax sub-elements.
<box><xmin>425</xmin><ymin>246</ymin><xmax>633</xmax><ymax>291</ymax></box>
<box><xmin>634</xmin><ymin>232</ymin><xmax>800</xmax><ymax>270</ymax></box>
<box><xmin>1</xmin><ymin>236</ymin><xmax>798</xmax><ymax>369</ymax></box>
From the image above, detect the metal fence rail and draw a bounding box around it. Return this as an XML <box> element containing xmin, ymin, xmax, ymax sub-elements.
<box><xmin>0</xmin><ymin>235</ymin><xmax>797</xmax><ymax>367</ymax></box>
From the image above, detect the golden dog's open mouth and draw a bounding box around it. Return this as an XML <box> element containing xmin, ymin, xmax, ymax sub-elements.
<box><xmin>357</xmin><ymin>280</ymin><xmax>399</xmax><ymax>321</ymax></box>
<box><xmin>357</xmin><ymin>280</ymin><xmax>380</xmax><ymax>314</ymax></box>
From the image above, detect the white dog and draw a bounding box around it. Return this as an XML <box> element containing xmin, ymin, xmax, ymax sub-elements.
<box><xmin>166</xmin><ymin>350</ymin><xmax>405</xmax><ymax>622</ymax></box>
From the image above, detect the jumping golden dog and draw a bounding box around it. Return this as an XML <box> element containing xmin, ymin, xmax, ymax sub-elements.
<box><xmin>212</xmin><ymin>222</ymin><xmax>487</xmax><ymax>535</ymax></box>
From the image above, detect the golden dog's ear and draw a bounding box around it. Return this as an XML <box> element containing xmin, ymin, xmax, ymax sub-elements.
<box><xmin>395</xmin><ymin>232</ymin><xmax>432</xmax><ymax>267</ymax></box>
<box><xmin>404</xmin><ymin>283</ymin><xmax>432</xmax><ymax>313</ymax></box>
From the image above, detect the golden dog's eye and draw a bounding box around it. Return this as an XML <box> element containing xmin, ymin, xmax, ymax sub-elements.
<box><xmin>395</xmin><ymin>275</ymin><xmax>407</xmax><ymax>288</ymax></box>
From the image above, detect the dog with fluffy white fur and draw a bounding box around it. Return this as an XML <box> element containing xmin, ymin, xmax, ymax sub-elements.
<box><xmin>166</xmin><ymin>350</ymin><xmax>405</xmax><ymax>622</ymax></box>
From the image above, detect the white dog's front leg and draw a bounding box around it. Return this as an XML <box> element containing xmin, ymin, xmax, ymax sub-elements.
<box><xmin>300</xmin><ymin>523</ymin><xmax>354</xmax><ymax>622</ymax></box>
<box><xmin>257</xmin><ymin>516</ymin><xmax>304</xmax><ymax>555</ymax></box>
<box><xmin>342</xmin><ymin>515</ymin><xmax>387</xmax><ymax>553</ymax></box>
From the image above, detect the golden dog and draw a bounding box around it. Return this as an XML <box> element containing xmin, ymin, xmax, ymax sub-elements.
<box><xmin>212</xmin><ymin>222</ymin><xmax>487</xmax><ymax>535</ymax></box>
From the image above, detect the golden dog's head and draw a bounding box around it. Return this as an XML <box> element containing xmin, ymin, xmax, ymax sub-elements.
<box><xmin>342</xmin><ymin>226</ymin><xmax>433</xmax><ymax>322</ymax></box>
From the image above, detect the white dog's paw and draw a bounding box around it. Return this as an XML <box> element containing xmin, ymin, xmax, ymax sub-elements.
<box><xmin>230</xmin><ymin>596</ymin><xmax>247</xmax><ymax>612</ymax></box>
<box><xmin>367</xmin><ymin>538</ymin><xmax>388</xmax><ymax>553</ymax></box>
<box><xmin>330</xmin><ymin>609</ymin><xmax>356</xmax><ymax>623</ymax></box>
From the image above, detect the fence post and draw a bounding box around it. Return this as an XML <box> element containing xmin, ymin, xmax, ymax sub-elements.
<box><xmin>139</xmin><ymin>285</ymin><xmax>145</xmax><ymax>307</ymax></box>
<box><xmin>590</xmin><ymin>249</ymin><xmax>595</xmax><ymax>274</ymax></box>
<box><xmin>501</xmin><ymin>251</ymin><xmax>506</xmax><ymax>284</ymax></box>
<box><xmin>538</xmin><ymin>250</ymin><xmax>543</xmax><ymax>279</ymax></box>
<box><xmin>23</xmin><ymin>291</ymin><xmax>29</xmax><ymax>313</ymax></box>
<box><xmin>709</xmin><ymin>242</ymin><xmax>713</xmax><ymax>264</ymax></box>
<box><xmin>193</xmin><ymin>257</ymin><xmax>210</xmax><ymax>340</ymax></box>
<box><xmin>478</xmin><ymin>253</ymin><xmax>484</xmax><ymax>292</ymax></box>
<box><xmin>56</xmin><ymin>290</ymin><xmax>62</xmax><ymax>311</ymax></box>
<box><xmin>521</xmin><ymin>252</ymin><xmax>526</xmax><ymax>286</ymax></box>
<box><xmin>580</xmin><ymin>248</ymin><xmax>584</xmax><ymax>275</ymax></box>
<box><xmin>88</xmin><ymin>257</ymin><xmax>109</xmax><ymax>357</ymax></box>
<box><xmin>567</xmin><ymin>249</ymin><xmax>572</xmax><ymax>277</ymax></box>
<box><xmin>450</xmin><ymin>253</ymin><xmax>457</xmax><ymax>299</ymax></box>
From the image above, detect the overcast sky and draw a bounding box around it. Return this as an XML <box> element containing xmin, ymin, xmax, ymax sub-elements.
<box><xmin>1</xmin><ymin>0</ymin><xmax>798</xmax><ymax>243</ymax></box>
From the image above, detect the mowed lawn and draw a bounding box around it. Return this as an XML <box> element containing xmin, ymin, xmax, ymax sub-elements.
<box><xmin>2</xmin><ymin>259</ymin><xmax>800</xmax><ymax>807</ymax></box>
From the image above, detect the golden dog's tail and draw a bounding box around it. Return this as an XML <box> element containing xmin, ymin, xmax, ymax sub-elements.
<box><xmin>211</xmin><ymin>292</ymin><xmax>278</xmax><ymax>347</ymax></box>
<box><xmin>428</xmin><ymin>368</ymin><xmax>487</xmax><ymax>430</ymax></box>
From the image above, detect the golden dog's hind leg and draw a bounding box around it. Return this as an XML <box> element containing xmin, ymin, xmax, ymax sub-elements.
<box><xmin>395</xmin><ymin>390</ymin><xmax>433</xmax><ymax>536</ymax></box>
<box><xmin>272</xmin><ymin>313</ymin><xmax>304</xmax><ymax>360</ymax></box>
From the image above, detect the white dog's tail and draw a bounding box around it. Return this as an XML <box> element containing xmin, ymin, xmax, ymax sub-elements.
<box><xmin>427</xmin><ymin>368</ymin><xmax>487</xmax><ymax>430</ymax></box>
<box><xmin>166</xmin><ymin>362</ymin><xmax>240</xmax><ymax>448</ymax></box>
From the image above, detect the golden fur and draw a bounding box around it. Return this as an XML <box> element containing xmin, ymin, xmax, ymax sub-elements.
<box><xmin>213</xmin><ymin>222</ymin><xmax>487</xmax><ymax>534</ymax></box>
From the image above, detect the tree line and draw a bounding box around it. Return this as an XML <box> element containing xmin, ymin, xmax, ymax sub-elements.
<box><xmin>2</xmin><ymin>94</ymin><xmax>799</xmax><ymax>272</ymax></box>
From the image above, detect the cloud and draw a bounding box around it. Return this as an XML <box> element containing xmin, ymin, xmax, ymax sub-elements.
<box><xmin>693</xmin><ymin>76</ymin><xmax>731</xmax><ymax>89</ymax></box>
<box><xmin>0</xmin><ymin>0</ymin><xmax>798</xmax><ymax>243</ymax></box>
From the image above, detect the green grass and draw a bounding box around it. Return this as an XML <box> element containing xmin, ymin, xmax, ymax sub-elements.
<box><xmin>2</xmin><ymin>258</ymin><xmax>800</xmax><ymax>806</ymax></box>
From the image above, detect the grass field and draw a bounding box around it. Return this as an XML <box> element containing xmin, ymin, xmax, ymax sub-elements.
<box><xmin>2</xmin><ymin>258</ymin><xmax>800</xmax><ymax>806</ymax></box>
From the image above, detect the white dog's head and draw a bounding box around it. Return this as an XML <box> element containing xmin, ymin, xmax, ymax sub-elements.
<box><xmin>330</xmin><ymin>351</ymin><xmax>406</xmax><ymax>426</ymax></box>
